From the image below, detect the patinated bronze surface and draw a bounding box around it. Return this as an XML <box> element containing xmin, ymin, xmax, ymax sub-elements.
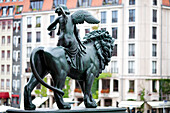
<box><xmin>24</xmin><ymin>5</ymin><xmax>114</xmax><ymax>110</ymax></box>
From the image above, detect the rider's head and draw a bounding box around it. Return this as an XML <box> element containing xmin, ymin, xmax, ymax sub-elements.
<box><xmin>55</xmin><ymin>4</ymin><xmax>70</xmax><ymax>16</ymax></box>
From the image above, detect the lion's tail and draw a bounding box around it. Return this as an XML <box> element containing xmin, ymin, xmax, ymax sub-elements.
<box><xmin>30</xmin><ymin>47</ymin><xmax>64</xmax><ymax>95</ymax></box>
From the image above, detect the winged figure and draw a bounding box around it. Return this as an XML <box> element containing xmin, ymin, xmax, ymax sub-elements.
<box><xmin>47</xmin><ymin>4</ymin><xmax>100</xmax><ymax>70</ymax></box>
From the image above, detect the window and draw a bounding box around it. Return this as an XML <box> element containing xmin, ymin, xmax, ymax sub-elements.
<box><xmin>129</xmin><ymin>9</ymin><xmax>135</xmax><ymax>22</ymax></box>
<box><xmin>1</xmin><ymin>79</ymin><xmax>4</xmax><ymax>89</ymax></box>
<box><xmin>36</xmin><ymin>16</ymin><xmax>41</xmax><ymax>27</ymax></box>
<box><xmin>7</xmin><ymin>50</ymin><xmax>10</xmax><ymax>59</ymax></box>
<box><xmin>13</xmin><ymin>36</ymin><xmax>20</xmax><ymax>47</ymax></box>
<box><xmin>152</xmin><ymin>61</ymin><xmax>157</xmax><ymax>74</ymax></box>
<box><xmin>101</xmin><ymin>12</ymin><xmax>106</xmax><ymax>24</ymax></box>
<box><xmin>13</xmin><ymin>66</ymin><xmax>16</xmax><ymax>76</ymax></box>
<box><xmin>85</xmin><ymin>29</ymin><xmax>90</xmax><ymax>34</ymax></box>
<box><xmin>129</xmin><ymin>80</ymin><xmax>134</xmax><ymax>92</ymax></box>
<box><xmin>27</xmin><ymin>17</ymin><xmax>32</xmax><ymax>28</ymax></box>
<box><xmin>2</xmin><ymin>36</ymin><xmax>5</xmax><ymax>44</ymax></box>
<box><xmin>12</xmin><ymin>0</ymin><xmax>17</xmax><ymax>1</ymax></box>
<box><xmin>103</xmin><ymin>0</ymin><xmax>119</xmax><ymax>5</ymax></box>
<box><xmin>9</xmin><ymin>7</ymin><xmax>13</xmax><ymax>16</ymax></box>
<box><xmin>152</xmin><ymin>44</ymin><xmax>157</xmax><ymax>57</ymax></box>
<box><xmin>153</xmin><ymin>10</ymin><xmax>157</xmax><ymax>22</ymax></box>
<box><xmin>152</xmin><ymin>27</ymin><xmax>157</xmax><ymax>39</ymax></box>
<box><xmin>50</xmin><ymin>15</ymin><xmax>55</xmax><ymax>23</ymax></box>
<box><xmin>6</xmin><ymin>0</ymin><xmax>10</xmax><ymax>2</ymax></box>
<box><xmin>8</xmin><ymin>21</ymin><xmax>11</xmax><ymax>29</ymax></box>
<box><xmin>77</xmin><ymin>0</ymin><xmax>91</xmax><ymax>7</ymax></box>
<box><xmin>6</xmin><ymin>79</ymin><xmax>10</xmax><ymax>90</ymax></box>
<box><xmin>13</xmin><ymin>51</ymin><xmax>20</xmax><ymax>62</ymax></box>
<box><xmin>27</xmin><ymin>32</ymin><xmax>32</xmax><ymax>43</ymax></box>
<box><xmin>152</xmin><ymin>80</ymin><xmax>157</xmax><ymax>92</ymax></box>
<box><xmin>7</xmin><ymin>65</ymin><xmax>10</xmax><ymax>74</ymax></box>
<box><xmin>113</xmin><ymin>79</ymin><xmax>118</xmax><ymax>92</ymax></box>
<box><xmin>53</xmin><ymin>0</ymin><xmax>67</xmax><ymax>7</ymax></box>
<box><xmin>1</xmin><ymin>51</ymin><xmax>5</xmax><ymax>59</ymax></box>
<box><xmin>2</xmin><ymin>21</ymin><xmax>6</xmax><ymax>30</ymax></box>
<box><xmin>50</xmin><ymin>31</ymin><xmax>55</xmax><ymax>38</ymax></box>
<box><xmin>27</xmin><ymin>47</ymin><xmax>32</xmax><ymax>58</ymax></box>
<box><xmin>36</xmin><ymin>32</ymin><xmax>41</xmax><ymax>42</ymax></box>
<box><xmin>111</xmin><ymin>61</ymin><xmax>118</xmax><ymax>73</ymax></box>
<box><xmin>30</xmin><ymin>0</ymin><xmax>43</xmax><ymax>10</ymax></box>
<box><xmin>102</xmin><ymin>79</ymin><xmax>110</xmax><ymax>90</ymax></box>
<box><xmin>129</xmin><ymin>44</ymin><xmax>135</xmax><ymax>56</ymax></box>
<box><xmin>7</xmin><ymin>36</ymin><xmax>10</xmax><ymax>44</ymax></box>
<box><xmin>153</xmin><ymin>0</ymin><xmax>157</xmax><ymax>5</ymax></box>
<box><xmin>2</xmin><ymin>7</ymin><xmax>7</xmax><ymax>16</ymax></box>
<box><xmin>128</xmin><ymin>61</ymin><xmax>135</xmax><ymax>73</ymax></box>
<box><xmin>0</xmin><ymin>0</ymin><xmax>3</xmax><ymax>3</ymax></box>
<box><xmin>112</xmin><ymin>11</ymin><xmax>118</xmax><ymax>23</ymax></box>
<box><xmin>1</xmin><ymin>65</ymin><xmax>5</xmax><ymax>74</ymax></box>
<box><xmin>129</xmin><ymin>0</ymin><xmax>135</xmax><ymax>5</ymax></box>
<box><xmin>129</xmin><ymin>26</ymin><xmax>135</xmax><ymax>39</ymax></box>
<box><xmin>112</xmin><ymin>44</ymin><xmax>117</xmax><ymax>56</ymax></box>
<box><xmin>104</xmin><ymin>99</ymin><xmax>112</xmax><ymax>107</ymax></box>
<box><xmin>112</xmin><ymin>27</ymin><xmax>117</xmax><ymax>39</ymax></box>
<box><xmin>17</xmin><ymin>80</ymin><xmax>20</xmax><ymax>89</ymax></box>
<box><xmin>16</xmin><ymin>6</ymin><xmax>23</xmax><ymax>14</ymax></box>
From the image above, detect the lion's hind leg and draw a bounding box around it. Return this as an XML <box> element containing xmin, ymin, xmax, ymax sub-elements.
<box><xmin>50</xmin><ymin>68</ymin><xmax>71</xmax><ymax>109</ymax></box>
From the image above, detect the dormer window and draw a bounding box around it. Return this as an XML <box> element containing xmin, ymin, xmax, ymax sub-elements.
<box><xmin>53</xmin><ymin>0</ymin><xmax>67</xmax><ymax>8</ymax></box>
<box><xmin>2</xmin><ymin>7</ymin><xmax>7</xmax><ymax>16</ymax></box>
<box><xmin>103</xmin><ymin>0</ymin><xmax>119</xmax><ymax>5</ymax></box>
<box><xmin>77</xmin><ymin>0</ymin><xmax>92</xmax><ymax>7</ymax></box>
<box><xmin>16</xmin><ymin>6</ymin><xmax>23</xmax><ymax>14</ymax></box>
<box><xmin>30</xmin><ymin>0</ymin><xmax>43</xmax><ymax>11</ymax></box>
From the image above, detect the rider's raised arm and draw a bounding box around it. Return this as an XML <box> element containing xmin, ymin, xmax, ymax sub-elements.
<box><xmin>47</xmin><ymin>17</ymin><xmax>60</xmax><ymax>31</ymax></box>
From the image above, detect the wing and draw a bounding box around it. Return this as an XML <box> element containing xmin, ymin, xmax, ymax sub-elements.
<box><xmin>71</xmin><ymin>10</ymin><xmax>100</xmax><ymax>24</ymax></box>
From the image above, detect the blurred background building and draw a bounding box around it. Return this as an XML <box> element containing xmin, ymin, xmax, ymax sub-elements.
<box><xmin>0</xmin><ymin>0</ymin><xmax>170</xmax><ymax>113</ymax></box>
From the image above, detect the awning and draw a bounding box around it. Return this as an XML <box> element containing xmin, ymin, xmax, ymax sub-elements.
<box><xmin>32</xmin><ymin>97</ymin><xmax>48</xmax><ymax>107</ymax></box>
<box><xmin>12</xmin><ymin>94</ymin><xmax>19</xmax><ymax>98</ymax></box>
<box><xmin>0</xmin><ymin>92</ymin><xmax>9</xmax><ymax>99</ymax></box>
<box><xmin>119</xmin><ymin>101</ymin><xmax>144</xmax><ymax>108</ymax></box>
<box><xmin>148</xmin><ymin>101</ymin><xmax>170</xmax><ymax>108</ymax></box>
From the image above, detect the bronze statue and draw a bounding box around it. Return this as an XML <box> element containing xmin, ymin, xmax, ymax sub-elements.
<box><xmin>24</xmin><ymin>5</ymin><xmax>114</xmax><ymax>110</ymax></box>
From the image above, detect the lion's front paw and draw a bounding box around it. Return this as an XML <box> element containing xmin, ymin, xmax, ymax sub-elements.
<box><xmin>24</xmin><ymin>104</ymin><xmax>36</xmax><ymax>110</ymax></box>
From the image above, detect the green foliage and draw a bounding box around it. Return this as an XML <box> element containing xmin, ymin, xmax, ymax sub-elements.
<box><xmin>41</xmin><ymin>78</ymin><xmax>47</xmax><ymax>97</ymax></box>
<box><xmin>91</xmin><ymin>72</ymin><xmax>112</xmax><ymax>99</ymax></box>
<box><xmin>140</xmin><ymin>89</ymin><xmax>145</xmax><ymax>101</ymax></box>
<box><xmin>98</xmin><ymin>73</ymin><xmax>112</xmax><ymax>79</ymax></box>
<box><xmin>127</xmin><ymin>99</ymin><xmax>136</xmax><ymax>101</ymax></box>
<box><xmin>34</xmin><ymin>77</ymin><xmax>47</xmax><ymax>97</ymax></box>
<box><xmin>160</xmin><ymin>79</ymin><xmax>170</xmax><ymax>94</ymax></box>
<box><xmin>63</xmin><ymin>77</ymin><xmax>71</xmax><ymax>98</ymax></box>
<box><xmin>34</xmin><ymin>89</ymin><xmax>41</xmax><ymax>97</ymax></box>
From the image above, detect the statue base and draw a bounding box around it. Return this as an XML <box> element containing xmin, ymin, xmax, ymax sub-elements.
<box><xmin>6</xmin><ymin>107</ymin><xmax>126</xmax><ymax>113</ymax></box>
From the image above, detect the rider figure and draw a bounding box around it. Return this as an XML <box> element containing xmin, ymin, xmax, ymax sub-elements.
<box><xmin>47</xmin><ymin>5</ymin><xmax>86</xmax><ymax>70</ymax></box>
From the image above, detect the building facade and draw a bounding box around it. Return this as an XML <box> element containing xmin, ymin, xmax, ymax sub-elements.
<box><xmin>0</xmin><ymin>0</ymin><xmax>170</xmax><ymax>112</ymax></box>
